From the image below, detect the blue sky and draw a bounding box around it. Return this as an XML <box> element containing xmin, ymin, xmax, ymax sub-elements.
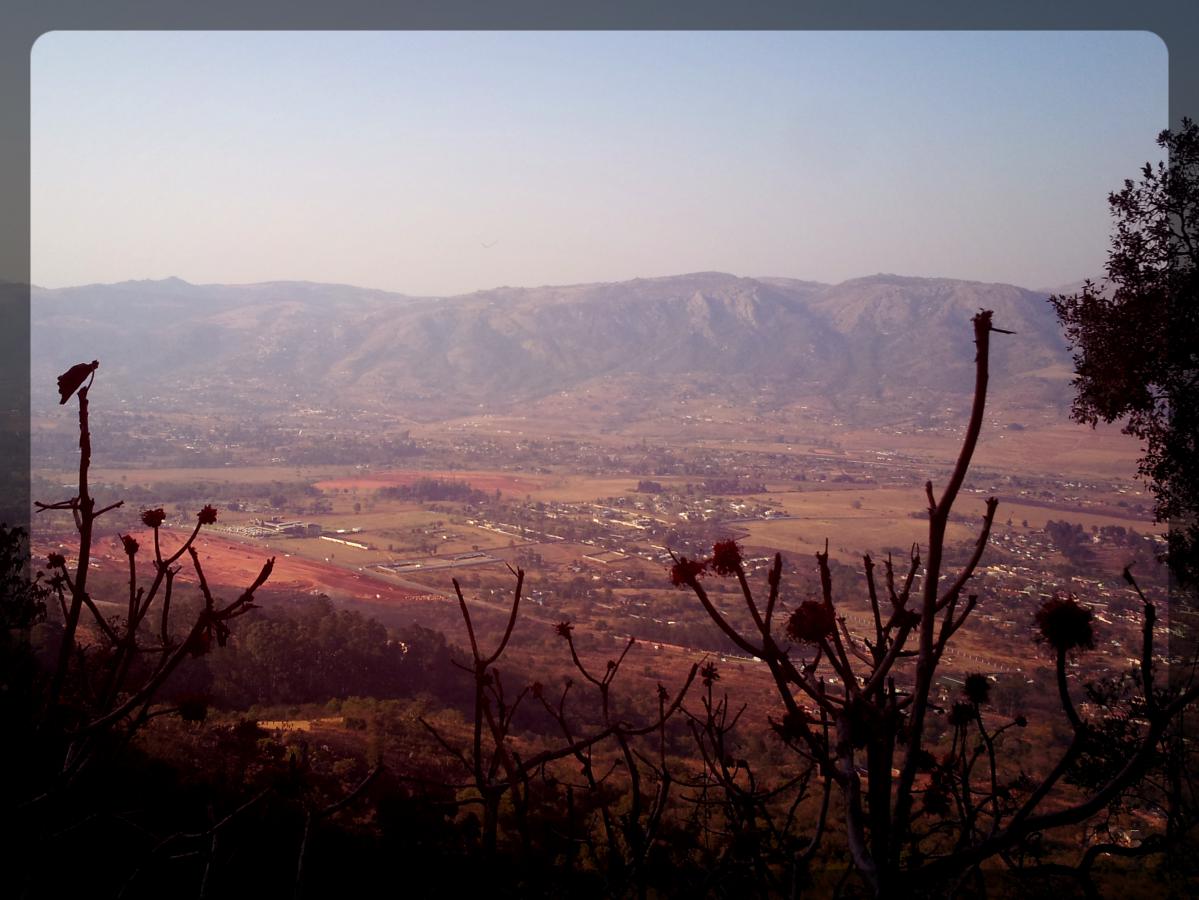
<box><xmin>31</xmin><ymin>30</ymin><xmax>1167</xmax><ymax>294</ymax></box>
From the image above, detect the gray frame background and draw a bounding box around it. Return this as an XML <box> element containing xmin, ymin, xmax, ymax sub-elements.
<box><xmin>1</xmin><ymin>0</ymin><xmax>1196</xmax><ymax>874</ymax></box>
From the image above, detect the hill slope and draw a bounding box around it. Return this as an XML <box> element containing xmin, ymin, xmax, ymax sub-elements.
<box><xmin>31</xmin><ymin>272</ymin><xmax>1070</xmax><ymax>422</ymax></box>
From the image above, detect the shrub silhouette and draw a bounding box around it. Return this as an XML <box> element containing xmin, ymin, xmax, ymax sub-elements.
<box><xmin>30</xmin><ymin>362</ymin><xmax>274</xmax><ymax>784</ymax></box>
<box><xmin>2</xmin><ymin>362</ymin><xmax>286</xmax><ymax>897</ymax></box>
<box><xmin>670</xmin><ymin>312</ymin><xmax>1199</xmax><ymax>896</ymax></box>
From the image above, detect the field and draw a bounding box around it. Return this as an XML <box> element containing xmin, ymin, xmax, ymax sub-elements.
<box><xmin>842</xmin><ymin>420</ymin><xmax>1147</xmax><ymax>480</ymax></box>
<box><xmin>528</xmin><ymin>475</ymin><xmax>675</xmax><ymax>503</ymax></box>
<box><xmin>44</xmin><ymin>464</ymin><xmax>360</xmax><ymax>487</ymax></box>
<box><xmin>32</xmin><ymin>400</ymin><xmax>1164</xmax><ymax>743</ymax></box>
<box><xmin>314</xmin><ymin>468</ymin><xmax>543</xmax><ymax>496</ymax></box>
<box><xmin>39</xmin><ymin>412</ymin><xmax>1160</xmax><ymax>607</ymax></box>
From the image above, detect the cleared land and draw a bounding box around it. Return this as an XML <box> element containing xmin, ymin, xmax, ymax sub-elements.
<box><xmin>314</xmin><ymin>468</ymin><xmax>543</xmax><ymax>495</ymax></box>
<box><xmin>87</xmin><ymin>529</ymin><xmax>450</xmax><ymax>605</ymax></box>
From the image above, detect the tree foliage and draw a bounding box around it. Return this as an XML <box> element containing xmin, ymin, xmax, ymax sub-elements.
<box><xmin>196</xmin><ymin>596</ymin><xmax>467</xmax><ymax>709</ymax></box>
<box><xmin>1051</xmin><ymin>119</ymin><xmax>1199</xmax><ymax>589</ymax></box>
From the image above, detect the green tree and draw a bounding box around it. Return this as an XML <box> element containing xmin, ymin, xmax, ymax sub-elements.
<box><xmin>1050</xmin><ymin>119</ymin><xmax>1199</xmax><ymax>591</ymax></box>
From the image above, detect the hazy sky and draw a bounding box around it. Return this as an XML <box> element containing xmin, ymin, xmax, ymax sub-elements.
<box><xmin>32</xmin><ymin>30</ymin><xmax>1166</xmax><ymax>295</ymax></box>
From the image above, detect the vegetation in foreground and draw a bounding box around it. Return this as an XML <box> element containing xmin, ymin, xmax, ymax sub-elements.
<box><xmin>4</xmin><ymin>305</ymin><xmax>1198</xmax><ymax>898</ymax></box>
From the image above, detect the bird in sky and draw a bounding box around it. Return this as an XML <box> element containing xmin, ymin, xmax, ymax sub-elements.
<box><xmin>481</xmin><ymin>239</ymin><xmax>499</xmax><ymax>249</ymax></box>
<box><xmin>57</xmin><ymin>360</ymin><xmax>98</xmax><ymax>404</ymax></box>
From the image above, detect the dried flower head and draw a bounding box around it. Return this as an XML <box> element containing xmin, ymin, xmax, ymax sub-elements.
<box><xmin>963</xmin><ymin>673</ymin><xmax>991</xmax><ymax>706</ymax></box>
<box><xmin>47</xmin><ymin>552</ymin><xmax>66</xmax><ymax>568</ymax></box>
<box><xmin>710</xmin><ymin>540</ymin><xmax>743</xmax><ymax>576</ymax></box>
<box><xmin>669</xmin><ymin>556</ymin><xmax>707</xmax><ymax>587</ymax></box>
<box><xmin>120</xmin><ymin>534</ymin><xmax>139</xmax><ymax>556</ymax></box>
<box><xmin>554</xmin><ymin>620</ymin><xmax>573</xmax><ymax>638</ymax></box>
<box><xmin>141</xmin><ymin>508</ymin><xmax>166</xmax><ymax>528</ymax></box>
<box><xmin>197</xmin><ymin>505</ymin><xmax>219</xmax><ymax>525</ymax></box>
<box><xmin>948</xmin><ymin>702</ymin><xmax>975</xmax><ymax>727</ymax></box>
<box><xmin>786</xmin><ymin>600</ymin><xmax>835</xmax><ymax>644</ymax></box>
<box><xmin>1035</xmin><ymin>593</ymin><xmax>1094</xmax><ymax>653</ymax></box>
<box><xmin>700</xmin><ymin>661</ymin><xmax>720</xmax><ymax>685</ymax></box>
<box><xmin>1014</xmin><ymin>714</ymin><xmax>1028</xmax><ymax>728</ymax></box>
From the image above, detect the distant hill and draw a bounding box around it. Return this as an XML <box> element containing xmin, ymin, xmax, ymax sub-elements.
<box><xmin>31</xmin><ymin>272</ymin><xmax>1071</xmax><ymax>422</ymax></box>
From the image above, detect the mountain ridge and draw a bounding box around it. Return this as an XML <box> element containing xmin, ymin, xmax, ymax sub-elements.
<box><xmin>31</xmin><ymin>271</ymin><xmax>1072</xmax><ymax>422</ymax></box>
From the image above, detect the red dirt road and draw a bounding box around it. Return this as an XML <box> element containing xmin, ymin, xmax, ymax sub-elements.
<box><xmin>86</xmin><ymin>529</ymin><xmax>446</xmax><ymax>606</ymax></box>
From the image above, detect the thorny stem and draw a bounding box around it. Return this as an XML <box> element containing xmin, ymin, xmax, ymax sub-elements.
<box><xmin>46</xmin><ymin>385</ymin><xmax>95</xmax><ymax>710</ymax></box>
<box><xmin>892</xmin><ymin>311</ymin><xmax>1000</xmax><ymax>869</ymax></box>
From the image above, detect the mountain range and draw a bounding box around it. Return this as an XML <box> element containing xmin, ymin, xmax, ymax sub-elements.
<box><xmin>30</xmin><ymin>272</ymin><xmax>1075</xmax><ymax>423</ymax></box>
